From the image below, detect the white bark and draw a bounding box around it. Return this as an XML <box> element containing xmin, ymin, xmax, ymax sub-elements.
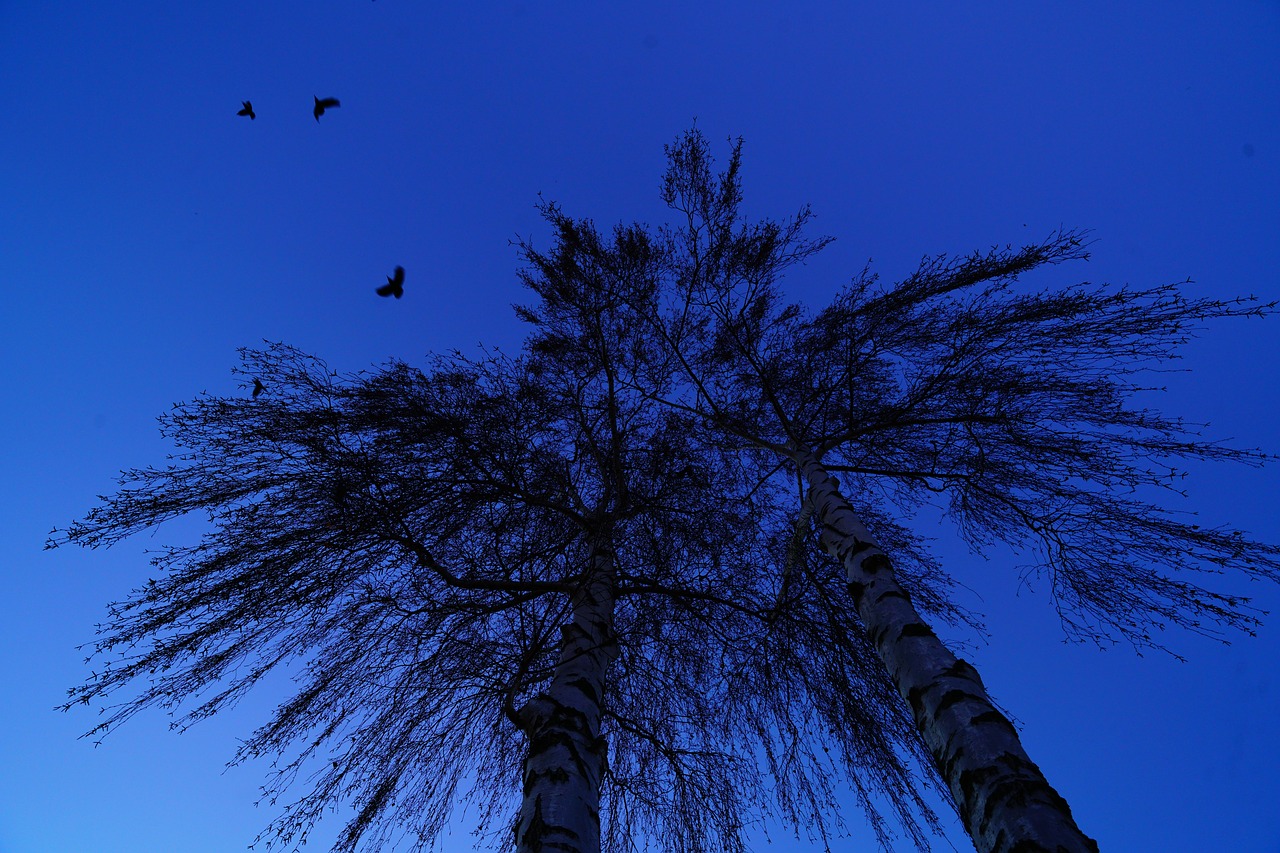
<box><xmin>794</xmin><ymin>448</ymin><xmax>1098</xmax><ymax>853</ymax></box>
<box><xmin>514</xmin><ymin>532</ymin><xmax>618</xmax><ymax>853</ymax></box>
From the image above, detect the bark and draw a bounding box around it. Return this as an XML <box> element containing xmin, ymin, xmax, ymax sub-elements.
<box><xmin>794</xmin><ymin>448</ymin><xmax>1099</xmax><ymax>853</ymax></box>
<box><xmin>513</xmin><ymin>530</ymin><xmax>618</xmax><ymax>853</ymax></box>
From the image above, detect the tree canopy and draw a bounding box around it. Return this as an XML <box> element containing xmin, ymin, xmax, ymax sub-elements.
<box><xmin>52</xmin><ymin>128</ymin><xmax>1280</xmax><ymax>853</ymax></box>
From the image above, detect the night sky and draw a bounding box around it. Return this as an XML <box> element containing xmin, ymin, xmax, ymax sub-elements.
<box><xmin>3</xmin><ymin>3</ymin><xmax>1278</xmax><ymax>851</ymax></box>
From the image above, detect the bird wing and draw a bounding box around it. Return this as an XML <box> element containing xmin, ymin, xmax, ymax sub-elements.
<box><xmin>392</xmin><ymin>265</ymin><xmax>405</xmax><ymax>285</ymax></box>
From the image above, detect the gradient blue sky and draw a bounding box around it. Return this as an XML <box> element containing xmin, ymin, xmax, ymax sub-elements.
<box><xmin>3</xmin><ymin>3</ymin><xmax>1278</xmax><ymax>851</ymax></box>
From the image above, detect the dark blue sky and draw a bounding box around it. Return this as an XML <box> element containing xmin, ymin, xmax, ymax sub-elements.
<box><xmin>3</xmin><ymin>3</ymin><xmax>1278</xmax><ymax>850</ymax></box>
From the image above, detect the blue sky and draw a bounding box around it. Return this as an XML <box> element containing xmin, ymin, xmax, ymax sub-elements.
<box><xmin>2</xmin><ymin>2</ymin><xmax>1278</xmax><ymax>850</ymax></box>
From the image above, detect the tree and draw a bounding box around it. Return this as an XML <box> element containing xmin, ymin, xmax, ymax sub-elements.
<box><xmin>512</xmin><ymin>210</ymin><xmax>961</xmax><ymax>852</ymax></box>
<box><xmin>52</xmin><ymin>220</ymin><xmax>956</xmax><ymax>852</ymax></box>
<box><xmin>54</xmin><ymin>341</ymin><xmax>749</xmax><ymax>852</ymax></box>
<box><xmin>584</xmin><ymin>128</ymin><xmax>1279</xmax><ymax>852</ymax></box>
<box><xmin>54</xmin><ymin>128</ymin><xmax>1280</xmax><ymax>853</ymax></box>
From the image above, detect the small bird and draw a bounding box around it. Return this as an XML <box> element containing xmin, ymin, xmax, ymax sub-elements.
<box><xmin>313</xmin><ymin>95</ymin><xmax>340</xmax><ymax>121</ymax></box>
<box><xmin>237</xmin><ymin>100</ymin><xmax>255</xmax><ymax>120</ymax></box>
<box><xmin>376</xmin><ymin>265</ymin><xmax>405</xmax><ymax>298</ymax></box>
<box><xmin>252</xmin><ymin>378</ymin><xmax>266</xmax><ymax>398</ymax></box>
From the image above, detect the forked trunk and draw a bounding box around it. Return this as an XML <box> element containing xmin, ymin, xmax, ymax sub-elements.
<box><xmin>513</xmin><ymin>531</ymin><xmax>618</xmax><ymax>853</ymax></box>
<box><xmin>794</xmin><ymin>448</ymin><xmax>1098</xmax><ymax>853</ymax></box>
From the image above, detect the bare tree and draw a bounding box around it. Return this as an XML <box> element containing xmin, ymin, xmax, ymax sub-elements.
<box><xmin>52</xmin><ymin>202</ymin><xmax>959</xmax><ymax>853</ymax></box>
<box><xmin>513</xmin><ymin>212</ymin><xmax>962</xmax><ymax>852</ymax></box>
<box><xmin>575</xmin><ymin>127</ymin><xmax>1279</xmax><ymax>852</ymax></box>
<box><xmin>55</xmin><ymin>128</ymin><xmax>1278</xmax><ymax>853</ymax></box>
<box><xmin>54</xmin><ymin>340</ymin><xmax>755</xmax><ymax>853</ymax></box>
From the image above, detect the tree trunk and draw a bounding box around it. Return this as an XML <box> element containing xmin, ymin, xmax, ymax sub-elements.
<box><xmin>513</xmin><ymin>530</ymin><xmax>618</xmax><ymax>853</ymax></box>
<box><xmin>793</xmin><ymin>448</ymin><xmax>1099</xmax><ymax>853</ymax></box>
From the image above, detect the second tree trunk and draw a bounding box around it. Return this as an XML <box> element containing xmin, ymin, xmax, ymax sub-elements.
<box><xmin>795</xmin><ymin>449</ymin><xmax>1098</xmax><ymax>853</ymax></box>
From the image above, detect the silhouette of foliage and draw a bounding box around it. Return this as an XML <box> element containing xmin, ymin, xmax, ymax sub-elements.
<box><xmin>502</xmin><ymin>128</ymin><xmax>1280</xmax><ymax>850</ymax></box>
<box><xmin>52</xmin><ymin>129</ymin><xmax>1280</xmax><ymax>853</ymax></box>
<box><xmin>52</xmin><ymin>333</ymin><xmax>953</xmax><ymax>851</ymax></box>
<box><xmin>641</xmin><ymin>129</ymin><xmax>1280</xmax><ymax>654</ymax></box>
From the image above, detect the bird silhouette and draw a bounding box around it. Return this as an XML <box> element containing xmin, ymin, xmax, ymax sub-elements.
<box><xmin>237</xmin><ymin>100</ymin><xmax>255</xmax><ymax>120</ymax></box>
<box><xmin>377</xmin><ymin>265</ymin><xmax>405</xmax><ymax>298</ymax></box>
<box><xmin>252</xmin><ymin>378</ymin><xmax>266</xmax><ymax>398</ymax></box>
<box><xmin>313</xmin><ymin>96</ymin><xmax>340</xmax><ymax>121</ymax></box>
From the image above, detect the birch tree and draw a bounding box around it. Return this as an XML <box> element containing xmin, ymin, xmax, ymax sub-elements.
<box><xmin>573</xmin><ymin>128</ymin><xmax>1279</xmax><ymax>853</ymax></box>
<box><xmin>55</xmin><ymin>127</ymin><xmax>1280</xmax><ymax>853</ymax></box>
<box><xmin>53</xmin><ymin>207</ymin><xmax>960</xmax><ymax>852</ymax></box>
<box><xmin>52</xmin><ymin>340</ymin><xmax>753</xmax><ymax>853</ymax></box>
<box><xmin>514</xmin><ymin>211</ymin><xmax>964</xmax><ymax>852</ymax></box>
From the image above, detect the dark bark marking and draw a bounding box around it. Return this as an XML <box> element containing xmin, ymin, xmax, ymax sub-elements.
<box><xmin>982</xmin><ymin>773</ymin><xmax>1037</xmax><ymax>825</ymax></box>
<box><xmin>517</xmin><ymin>792</ymin><xmax>585</xmax><ymax>852</ymax></box>
<box><xmin>941</xmin><ymin>743</ymin><xmax>967</xmax><ymax>780</ymax></box>
<box><xmin>941</xmin><ymin>657</ymin><xmax>983</xmax><ymax>685</ymax></box>
<box><xmin>970</xmin><ymin>710</ymin><xmax>1018</xmax><ymax>732</ymax></box>
<box><xmin>906</xmin><ymin>684</ymin><xmax>926</xmax><ymax>719</ymax></box>
<box><xmin>846</xmin><ymin>538</ymin><xmax>875</xmax><ymax>556</ymax></box>
<box><xmin>898</xmin><ymin>622</ymin><xmax>936</xmax><ymax>640</ymax></box>
<box><xmin>537</xmin><ymin>767</ymin><xmax>571</xmax><ymax>785</ymax></box>
<box><xmin>959</xmin><ymin>763</ymin><xmax>998</xmax><ymax>821</ymax></box>
<box><xmin>566</xmin><ymin>676</ymin><xmax>599</xmax><ymax>706</ymax></box>
<box><xmin>874</xmin><ymin>587</ymin><xmax>911</xmax><ymax>605</ymax></box>
<box><xmin>524</xmin><ymin>762</ymin><xmax>571</xmax><ymax>795</ymax></box>
<box><xmin>934</xmin><ymin>688</ymin><xmax>981</xmax><ymax>716</ymax></box>
<box><xmin>846</xmin><ymin>580</ymin><xmax>867</xmax><ymax>607</ymax></box>
<box><xmin>520</xmin><ymin>794</ymin><xmax>578</xmax><ymax>847</ymax></box>
<box><xmin>530</xmin><ymin>728</ymin><xmax>594</xmax><ymax>783</ymax></box>
<box><xmin>861</xmin><ymin>553</ymin><xmax>890</xmax><ymax>574</ymax></box>
<box><xmin>831</xmin><ymin>532</ymin><xmax>877</xmax><ymax>565</ymax></box>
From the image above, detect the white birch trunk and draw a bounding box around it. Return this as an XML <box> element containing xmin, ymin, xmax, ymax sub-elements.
<box><xmin>794</xmin><ymin>448</ymin><xmax>1099</xmax><ymax>853</ymax></box>
<box><xmin>513</xmin><ymin>531</ymin><xmax>618</xmax><ymax>853</ymax></box>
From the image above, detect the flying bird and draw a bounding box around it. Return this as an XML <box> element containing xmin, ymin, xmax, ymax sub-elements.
<box><xmin>237</xmin><ymin>100</ymin><xmax>255</xmax><ymax>120</ymax></box>
<box><xmin>313</xmin><ymin>95</ymin><xmax>340</xmax><ymax>121</ymax></box>
<box><xmin>252</xmin><ymin>378</ymin><xmax>266</xmax><ymax>398</ymax></box>
<box><xmin>376</xmin><ymin>266</ymin><xmax>405</xmax><ymax>298</ymax></box>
